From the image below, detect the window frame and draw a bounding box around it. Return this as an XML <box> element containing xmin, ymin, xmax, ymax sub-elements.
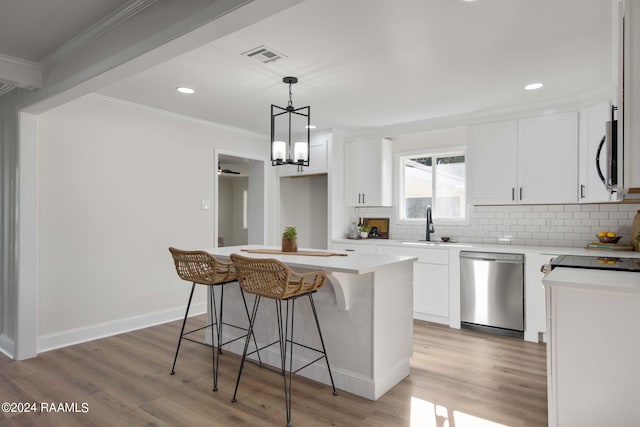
<box><xmin>395</xmin><ymin>146</ymin><xmax>469</xmax><ymax>226</ymax></box>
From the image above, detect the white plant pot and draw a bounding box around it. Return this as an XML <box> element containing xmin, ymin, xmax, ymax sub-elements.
<box><xmin>360</xmin><ymin>231</ymin><xmax>368</xmax><ymax>238</ymax></box>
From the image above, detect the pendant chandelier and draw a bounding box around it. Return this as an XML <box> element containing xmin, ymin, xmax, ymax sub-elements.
<box><xmin>271</xmin><ymin>76</ymin><xmax>310</xmax><ymax>167</ymax></box>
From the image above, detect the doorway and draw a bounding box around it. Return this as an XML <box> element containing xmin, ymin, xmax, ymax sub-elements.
<box><xmin>215</xmin><ymin>152</ymin><xmax>266</xmax><ymax>247</ymax></box>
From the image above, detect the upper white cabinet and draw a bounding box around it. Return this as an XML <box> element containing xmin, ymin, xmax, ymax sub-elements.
<box><xmin>344</xmin><ymin>138</ymin><xmax>392</xmax><ymax>206</ymax></box>
<box><xmin>579</xmin><ymin>101</ymin><xmax>612</xmax><ymax>203</ymax></box>
<box><xmin>468</xmin><ymin>120</ymin><xmax>518</xmax><ymax>205</ymax></box>
<box><xmin>518</xmin><ymin>112</ymin><xmax>578</xmax><ymax>204</ymax></box>
<box><xmin>469</xmin><ymin>112</ymin><xmax>578</xmax><ymax>205</ymax></box>
<box><xmin>279</xmin><ymin>131</ymin><xmax>328</xmax><ymax>177</ymax></box>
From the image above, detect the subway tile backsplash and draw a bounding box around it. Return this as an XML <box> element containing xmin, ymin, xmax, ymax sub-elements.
<box><xmin>354</xmin><ymin>203</ymin><xmax>640</xmax><ymax>248</ymax></box>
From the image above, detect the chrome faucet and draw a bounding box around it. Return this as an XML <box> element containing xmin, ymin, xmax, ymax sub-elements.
<box><xmin>425</xmin><ymin>205</ymin><xmax>434</xmax><ymax>241</ymax></box>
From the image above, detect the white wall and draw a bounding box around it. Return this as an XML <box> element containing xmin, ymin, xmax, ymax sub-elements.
<box><xmin>390</xmin><ymin>126</ymin><xmax>467</xmax><ymax>152</ymax></box>
<box><xmin>36</xmin><ymin>94</ymin><xmax>270</xmax><ymax>350</ymax></box>
<box><xmin>218</xmin><ymin>176</ymin><xmax>248</xmax><ymax>246</ymax></box>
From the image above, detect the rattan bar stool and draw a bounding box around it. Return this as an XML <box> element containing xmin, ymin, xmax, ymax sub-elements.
<box><xmin>229</xmin><ymin>253</ymin><xmax>337</xmax><ymax>427</ymax></box>
<box><xmin>168</xmin><ymin>247</ymin><xmax>261</xmax><ymax>391</ymax></box>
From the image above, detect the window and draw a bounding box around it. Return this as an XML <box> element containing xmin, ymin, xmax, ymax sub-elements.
<box><xmin>398</xmin><ymin>150</ymin><xmax>466</xmax><ymax>222</ymax></box>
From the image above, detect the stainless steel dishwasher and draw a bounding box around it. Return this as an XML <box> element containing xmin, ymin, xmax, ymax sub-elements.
<box><xmin>460</xmin><ymin>251</ymin><xmax>524</xmax><ymax>338</ymax></box>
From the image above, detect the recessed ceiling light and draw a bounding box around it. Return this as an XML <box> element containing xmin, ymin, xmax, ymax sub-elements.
<box><xmin>176</xmin><ymin>87</ymin><xmax>195</xmax><ymax>94</ymax></box>
<box><xmin>524</xmin><ymin>82</ymin><xmax>544</xmax><ymax>91</ymax></box>
<box><xmin>305</xmin><ymin>125</ymin><xmax>316</xmax><ymax>129</ymax></box>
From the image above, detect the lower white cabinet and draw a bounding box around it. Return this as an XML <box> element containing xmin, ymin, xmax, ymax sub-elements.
<box><xmin>544</xmin><ymin>270</ymin><xmax>640</xmax><ymax>426</ymax></box>
<box><xmin>376</xmin><ymin>245</ymin><xmax>449</xmax><ymax>324</ymax></box>
<box><xmin>331</xmin><ymin>242</ymin><xmax>376</xmax><ymax>253</ymax></box>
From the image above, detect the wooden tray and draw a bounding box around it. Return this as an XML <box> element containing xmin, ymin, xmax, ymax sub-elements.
<box><xmin>240</xmin><ymin>249</ymin><xmax>347</xmax><ymax>257</ymax></box>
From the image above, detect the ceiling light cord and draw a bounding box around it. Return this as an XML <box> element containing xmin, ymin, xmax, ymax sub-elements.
<box><xmin>287</xmin><ymin>81</ymin><xmax>294</xmax><ymax>110</ymax></box>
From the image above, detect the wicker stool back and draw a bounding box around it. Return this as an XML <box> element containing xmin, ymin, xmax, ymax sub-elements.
<box><xmin>168</xmin><ymin>247</ymin><xmax>260</xmax><ymax>392</ymax></box>
<box><xmin>229</xmin><ymin>253</ymin><xmax>336</xmax><ymax>427</ymax></box>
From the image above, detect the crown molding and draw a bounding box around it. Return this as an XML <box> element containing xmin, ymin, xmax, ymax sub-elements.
<box><xmin>39</xmin><ymin>0</ymin><xmax>159</xmax><ymax>70</ymax></box>
<box><xmin>0</xmin><ymin>53</ymin><xmax>41</xmax><ymax>89</ymax></box>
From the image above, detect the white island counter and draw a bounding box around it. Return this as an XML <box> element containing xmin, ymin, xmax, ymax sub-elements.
<box><xmin>205</xmin><ymin>245</ymin><xmax>417</xmax><ymax>400</ymax></box>
<box><xmin>543</xmin><ymin>267</ymin><xmax>640</xmax><ymax>426</ymax></box>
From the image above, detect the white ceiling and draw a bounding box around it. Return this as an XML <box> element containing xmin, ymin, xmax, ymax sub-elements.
<box><xmin>0</xmin><ymin>0</ymin><xmax>130</xmax><ymax>62</ymax></box>
<box><xmin>0</xmin><ymin>0</ymin><xmax>614</xmax><ymax>136</ymax></box>
<box><xmin>98</xmin><ymin>0</ymin><xmax>614</xmax><ymax>136</ymax></box>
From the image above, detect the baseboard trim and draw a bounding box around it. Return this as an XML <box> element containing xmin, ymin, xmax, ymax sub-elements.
<box><xmin>414</xmin><ymin>312</ymin><xmax>449</xmax><ymax>325</ymax></box>
<box><xmin>37</xmin><ymin>302</ymin><xmax>207</xmax><ymax>353</ymax></box>
<box><xmin>0</xmin><ymin>333</ymin><xmax>15</xmax><ymax>359</ymax></box>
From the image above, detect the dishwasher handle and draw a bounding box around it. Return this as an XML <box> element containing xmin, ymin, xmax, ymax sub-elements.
<box><xmin>460</xmin><ymin>251</ymin><xmax>524</xmax><ymax>263</ymax></box>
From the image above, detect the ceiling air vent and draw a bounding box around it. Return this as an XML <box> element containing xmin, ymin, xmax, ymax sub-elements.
<box><xmin>242</xmin><ymin>45</ymin><xmax>286</xmax><ymax>64</ymax></box>
<box><xmin>0</xmin><ymin>83</ymin><xmax>15</xmax><ymax>97</ymax></box>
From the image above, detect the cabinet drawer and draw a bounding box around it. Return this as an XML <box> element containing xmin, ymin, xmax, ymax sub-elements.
<box><xmin>332</xmin><ymin>242</ymin><xmax>376</xmax><ymax>253</ymax></box>
<box><xmin>376</xmin><ymin>245</ymin><xmax>449</xmax><ymax>264</ymax></box>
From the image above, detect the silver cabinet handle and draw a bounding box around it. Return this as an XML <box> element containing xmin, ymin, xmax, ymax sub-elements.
<box><xmin>519</xmin><ymin>187</ymin><xmax>523</xmax><ymax>200</ymax></box>
<box><xmin>362</xmin><ymin>193</ymin><xmax>365</xmax><ymax>204</ymax></box>
<box><xmin>580</xmin><ymin>184</ymin><xmax>585</xmax><ymax>199</ymax></box>
<box><xmin>512</xmin><ymin>188</ymin><xmax>515</xmax><ymax>201</ymax></box>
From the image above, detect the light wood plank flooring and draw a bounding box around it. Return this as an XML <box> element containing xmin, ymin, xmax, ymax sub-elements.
<box><xmin>0</xmin><ymin>318</ymin><xmax>547</xmax><ymax>426</ymax></box>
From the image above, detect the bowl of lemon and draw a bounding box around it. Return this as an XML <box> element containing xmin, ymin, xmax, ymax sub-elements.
<box><xmin>597</xmin><ymin>231</ymin><xmax>622</xmax><ymax>244</ymax></box>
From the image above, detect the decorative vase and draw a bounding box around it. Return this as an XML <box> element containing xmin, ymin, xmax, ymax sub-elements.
<box><xmin>282</xmin><ymin>237</ymin><xmax>297</xmax><ymax>252</ymax></box>
<box><xmin>360</xmin><ymin>231</ymin><xmax>368</xmax><ymax>239</ymax></box>
<box><xmin>632</xmin><ymin>210</ymin><xmax>640</xmax><ymax>251</ymax></box>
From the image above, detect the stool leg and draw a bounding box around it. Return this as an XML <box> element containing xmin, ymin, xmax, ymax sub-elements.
<box><xmin>231</xmin><ymin>295</ymin><xmax>261</xmax><ymax>403</ymax></box>
<box><xmin>209</xmin><ymin>286</ymin><xmax>219</xmax><ymax>392</ymax></box>
<box><xmin>170</xmin><ymin>283</ymin><xmax>196</xmax><ymax>375</ymax></box>
<box><xmin>275</xmin><ymin>300</ymin><xmax>286</xmax><ymax>376</ymax></box>
<box><xmin>283</xmin><ymin>299</ymin><xmax>295</xmax><ymax>427</ymax></box>
<box><xmin>240</xmin><ymin>288</ymin><xmax>263</xmax><ymax>366</ymax></box>
<box><xmin>217</xmin><ymin>285</ymin><xmax>224</xmax><ymax>355</ymax></box>
<box><xmin>308</xmin><ymin>294</ymin><xmax>338</xmax><ymax>396</ymax></box>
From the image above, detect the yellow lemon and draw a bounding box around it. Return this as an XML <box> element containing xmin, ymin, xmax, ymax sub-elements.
<box><xmin>608</xmin><ymin>260</ymin><xmax>617</xmax><ymax>265</ymax></box>
<box><xmin>606</xmin><ymin>232</ymin><xmax>617</xmax><ymax>238</ymax></box>
<box><xmin>598</xmin><ymin>231</ymin><xmax>607</xmax><ymax>237</ymax></box>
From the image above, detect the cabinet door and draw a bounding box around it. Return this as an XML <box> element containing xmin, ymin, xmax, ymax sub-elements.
<box><xmin>413</xmin><ymin>262</ymin><xmax>449</xmax><ymax>322</ymax></box>
<box><xmin>343</xmin><ymin>140</ymin><xmax>361</xmax><ymax>205</ymax></box>
<box><xmin>279</xmin><ymin>134</ymin><xmax>328</xmax><ymax>177</ymax></box>
<box><xmin>344</xmin><ymin>139</ymin><xmax>392</xmax><ymax>206</ymax></box>
<box><xmin>579</xmin><ymin>101</ymin><xmax>612</xmax><ymax>203</ymax></box>
<box><xmin>360</xmin><ymin>139</ymin><xmax>392</xmax><ymax>206</ymax></box>
<box><xmin>518</xmin><ymin>112</ymin><xmax>578</xmax><ymax>204</ymax></box>
<box><xmin>468</xmin><ymin>120</ymin><xmax>518</xmax><ymax>205</ymax></box>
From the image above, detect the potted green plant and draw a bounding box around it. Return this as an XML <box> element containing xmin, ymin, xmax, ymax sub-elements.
<box><xmin>358</xmin><ymin>224</ymin><xmax>371</xmax><ymax>239</ymax></box>
<box><xmin>282</xmin><ymin>226</ymin><xmax>298</xmax><ymax>252</ymax></box>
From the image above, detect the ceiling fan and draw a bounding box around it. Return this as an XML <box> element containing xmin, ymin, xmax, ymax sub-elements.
<box><xmin>218</xmin><ymin>162</ymin><xmax>240</xmax><ymax>175</ymax></box>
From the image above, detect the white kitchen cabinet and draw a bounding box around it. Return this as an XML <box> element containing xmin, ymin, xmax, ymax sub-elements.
<box><xmin>344</xmin><ymin>138</ymin><xmax>392</xmax><ymax>206</ymax></box>
<box><xmin>279</xmin><ymin>131</ymin><xmax>328</xmax><ymax>177</ymax></box>
<box><xmin>544</xmin><ymin>269</ymin><xmax>640</xmax><ymax>426</ymax></box>
<box><xmin>331</xmin><ymin>242</ymin><xmax>376</xmax><ymax>253</ymax></box>
<box><xmin>376</xmin><ymin>245</ymin><xmax>449</xmax><ymax>324</ymax></box>
<box><xmin>578</xmin><ymin>101</ymin><xmax>613</xmax><ymax>203</ymax></box>
<box><xmin>469</xmin><ymin>112</ymin><xmax>578</xmax><ymax>205</ymax></box>
<box><xmin>517</xmin><ymin>112</ymin><xmax>578</xmax><ymax>204</ymax></box>
<box><xmin>523</xmin><ymin>253</ymin><xmax>552</xmax><ymax>342</ymax></box>
<box><xmin>468</xmin><ymin>120</ymin><xmax>518</xmax><ymax>205</ymax></box>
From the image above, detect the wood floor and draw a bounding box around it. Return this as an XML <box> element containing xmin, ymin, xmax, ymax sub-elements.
<box><xmin>0</xmin><ymin>318</ymin><xmax>547</xmax><ymax>426</ymax></box>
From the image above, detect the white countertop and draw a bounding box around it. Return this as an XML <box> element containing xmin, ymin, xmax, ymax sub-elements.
<box><xmin>333</xmin><ymin>238</ymin><xmax>640</xmax><ymax>258</ymax></box>
<box><xmin>205</xmin><ymin>245</ymin><xmax>416</xmax><ymax>275</ymax></box>
<box><xmin>543</xmin><ymin>267</ymin><xmax>640</xmax><ymax>294</ymax></box>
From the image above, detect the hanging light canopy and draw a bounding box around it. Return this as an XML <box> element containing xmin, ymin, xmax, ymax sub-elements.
<box><xmin>271</xmin><ymin>76</ymin><xmax>310</xmax><ymax>167</ymax></box>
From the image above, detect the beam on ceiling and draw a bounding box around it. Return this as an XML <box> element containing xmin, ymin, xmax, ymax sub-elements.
<box><xmin>0</xmin><ymin>54</ymin><xmax>41</xmax><ymax>90</ymax></box>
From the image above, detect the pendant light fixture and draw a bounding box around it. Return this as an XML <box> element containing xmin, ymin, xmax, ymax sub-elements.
<box><xmin>271</xmin><ymin>76</ymin><xmax>310</xmax><ymax>167</ymax></box>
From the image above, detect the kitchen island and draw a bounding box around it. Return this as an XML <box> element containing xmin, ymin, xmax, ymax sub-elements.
<box><xmin>205</xmin><ymin>245</ymin><xmax>417</xmax><ymax>400</ymax></box>
<box><xmin>543</xmin><ymin>266</ymin><xmax>640</xmax><ymax>426</ymax></box>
